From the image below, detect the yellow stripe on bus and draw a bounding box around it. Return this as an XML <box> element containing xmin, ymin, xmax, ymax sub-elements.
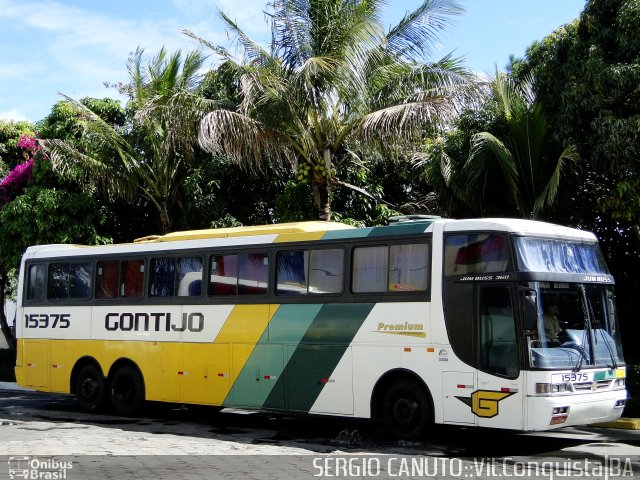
<box><xmin>273</xmin><ymin>231</ymin><xmax>327</xmax><ymax>243</ymax></box>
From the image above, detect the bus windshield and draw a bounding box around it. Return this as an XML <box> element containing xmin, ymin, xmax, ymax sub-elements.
<box><xmin>514</xmin><ymin>237</ymin><xmax>609</xmax><ymax>275</ymax></box>
<box><xmin>526</xmin><ymin>282</ymin><xmax>624</xmax><ymax>370</ymax></box>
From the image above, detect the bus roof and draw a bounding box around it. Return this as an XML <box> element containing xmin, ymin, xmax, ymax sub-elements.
<box><xmin>22</xmin><ymin>217</ymin><xmax>596</xmax><ymax>259</ymax></box>
<box><xmin>441</xmin><ymin>218</ymin><xmax>597</xmax><ymax>241</ymax></box>
<box><xmin>133</xmin><ymin>221</ymin><xmax>355</xmax><ymax>243</ymax></box>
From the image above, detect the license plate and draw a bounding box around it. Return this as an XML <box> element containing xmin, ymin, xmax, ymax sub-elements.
<box><xmin>552</xmin><ymin>372</ymin><xmax>593</xmax><ymax>383</ymax></box>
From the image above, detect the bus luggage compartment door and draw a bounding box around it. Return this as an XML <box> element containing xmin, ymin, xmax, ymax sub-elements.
<box><xmin>23</xmin><ymin>340</ymin><xmax>50</xmax><ymax>388</ymax></box>
<box><xmin>442</xmin><ymin>372</ymin><xmax>475</xmax><ymax>424</ymax></box>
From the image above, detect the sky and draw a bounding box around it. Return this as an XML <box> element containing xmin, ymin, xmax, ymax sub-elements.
<box><xmin>0</xmin><ymin>0</ymin><xmax>587</xmax><ymax>123</ymax></box>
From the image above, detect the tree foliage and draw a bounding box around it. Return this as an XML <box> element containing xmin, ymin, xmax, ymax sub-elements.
<box><xmin>500</xmin><ymin>0</ymin><xmax>640</xmax><ymax>355</ymax></box>
<box><xmin>511</xmin><ymin>0</ymin><xmax>640</xmax><ymax>226</ymax></box>
<box><xmin>186</xmin><ymin>0</ymin><xmax>472</xmax><ymax>220</ymax></box>
<box><xmin>42</xmin><ymin>48</ymin><xmax>213</xmax><ymax>234</ymax></box>
<box><xmin>425</xmin><ymin>72</ymin><xmax>578</xmax><ymax>219</ymax></box>
<box><xmin>0</xmin><ymin>121</ymin><xmax>37</xmax><ymax>175</ymax></box>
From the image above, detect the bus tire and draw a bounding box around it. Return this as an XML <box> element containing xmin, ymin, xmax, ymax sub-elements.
<box><xmin>75</xmin><ymin>364</ymin><xmax>108</xmax><ymax>413</ymax></box>
<box><xmin>380</xmin><ymin>379</ymin><xmax>430</xmax><ymax>441</ymax></box>
<box><xmin>110</xmin><ymin>365</ymin><xmax>145</xmax><ymax>416</ymax></box>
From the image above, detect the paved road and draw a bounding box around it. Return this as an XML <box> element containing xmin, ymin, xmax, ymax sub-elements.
<box><xmin>1</xmin><ymin>385</ymin><xmax>639</xmax><ymax>479</ymax></box>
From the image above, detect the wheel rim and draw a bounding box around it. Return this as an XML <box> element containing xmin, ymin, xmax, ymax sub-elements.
<box><xmin>80</xmin><ymin>376</ymin><xmax>99</xmax><ymax>401</ymax></box>
<box><xmin>114</xmin><ymin>377</ymin><xmax>136</xmax><ymax>406</ymax></box>
<box><xmin>392</xmin><ymin>397</ymin><xmax>420</xmax><ymax>428</ymax></box>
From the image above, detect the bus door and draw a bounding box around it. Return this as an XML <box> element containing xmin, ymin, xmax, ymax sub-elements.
<box><xmin>475</xmin><ymin>284</ymin><xmax>523</xmax><ymax>429</ymax></box>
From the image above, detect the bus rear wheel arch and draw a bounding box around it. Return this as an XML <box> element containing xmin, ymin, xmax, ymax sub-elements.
<box><xmin>109</xmin><ymin>363</ymin><xmax>145</xmax><ymax>416</ymax></box>
<box><xmin>373</xmin><ymin>373</ymin><xmax>433</xmax><ymax>441</ymax></box>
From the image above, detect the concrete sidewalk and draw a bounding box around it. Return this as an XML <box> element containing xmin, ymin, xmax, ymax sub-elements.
<box><xmin>0</xmin><ymin>381</ymin><xmax>31</xmax><ymax>392</ymax></box>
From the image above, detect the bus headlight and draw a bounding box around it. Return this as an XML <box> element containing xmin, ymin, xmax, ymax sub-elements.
<box><xmin>535</xmin><ymin>383</ymin><xmax>572</xmax><ymax>395</ymax></box>
<box><xmin>613</xmin><ymin>378</ymin><xmax>625</xmax><ymax>389</ymax></box>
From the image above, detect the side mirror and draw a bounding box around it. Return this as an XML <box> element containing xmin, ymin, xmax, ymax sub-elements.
<box><xmin>521</xmin><ymin>290</ymin><xmax>538</xmax><ymax>332</ymax></box>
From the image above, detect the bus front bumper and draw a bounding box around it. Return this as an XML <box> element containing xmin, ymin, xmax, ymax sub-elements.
<box><xmin>526</xmin><ymin>390</ymin><xmax>627</xmax><ymax>430</ymax></box>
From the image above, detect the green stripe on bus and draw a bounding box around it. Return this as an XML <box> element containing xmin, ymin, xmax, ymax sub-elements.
<box><xmin>224</xmin><ymin>304</ymin><xmax>322</xmax><ymax>408</ymax></box>
<box><xmin>264</xmin><ymin>303</ymin><xmax>374</xmax><ymax>412</ymax></box>
<box><xmin>321</xmin><ymin>228</ymin><xmax>373</xmax><ymax>240</ymax></box>
<box><xmin>368</xmin><ymin>223</ymin><xmax>430</xmax><ymax>237</ymax></box>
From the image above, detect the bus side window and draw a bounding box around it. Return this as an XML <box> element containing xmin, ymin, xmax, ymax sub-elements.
<box><xmin>445</xmin><ymin>234</ymin><xmax>510</xmax><ymax>276</ymax></box>
<box><xmin>210</xmin><ymin>254</ymin><xmax>238</xmax><ymax>296</ymax></box>
<box><xmin>27</xmin><ymin>264</ymin><xmax>46</xmax><ymax>301</ymax></box>
<box><xmin>238</xmin><ymin>253</ymin><xmax>269</xmax><ymax>295</ymax></box>
<box><xmin>309</xmin><ymin>249</ymin><xmax>343</xmax><ymax>294</ymax></box>
<box><xmin>70</xmin><ymin>263</ymin><xmax>92</xmax><ymax>299</ymax></box>
<box><xmin>149</xmin><ymin>257</ymin><xmax>176</xmax><ymax>297</ymax></box>
<box><xmin>47</xmin><ymin>263</ymin><xmax>69</xmax><ymax>300</ymax></box>
<box><xmin>177</xmin><ymin>256</ymin><xmax>203</xmax><ymax>297</ymax></box>
<box><xmin>352</xmin><ymin>246</ymin><xmax>388</xmax><ymax>293</ymax></box>
<box><xmin>389</xmin><ymin>244</ymin><xmax>429</xmax><ymax>292</ymax></box>
<box><xmin>478</xmin><ymin>285</ymin><xmax>518</xmax><ymax>378</ymax></box>
<box><xmin>121</xmin><ymin>260</ymin><xmax>144</xmax><ymax>298</ymax></box>
<box><xmin>96</xmin><ymin>260</ymin><xmax>119</xmax><ymax>299</ymax></box>
<box><xmin>277</xmin><ymin>251</ymin><xmax>308</xmax><ymax>295</ymax></box>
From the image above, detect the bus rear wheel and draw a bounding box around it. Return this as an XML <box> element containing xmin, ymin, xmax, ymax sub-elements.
<box><xmin>111</xmin><ymin>365</ymin><xmax>145</xmax><ymax>416</ymax></box>
<box><xmin>380</xmin><ymin>379</ymin><xmax>430</xmax><ymax>441</ymax></box>
<box><xmin>75</xmin><ymin>364</ymin><xmax>107</xmax><ymax>413</ymax></box>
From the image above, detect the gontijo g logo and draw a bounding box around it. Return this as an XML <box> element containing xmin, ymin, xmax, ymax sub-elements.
<box><xmin>456</xmin><ymin>390</ymin><xmax>514</xmax><ymax>418</ymax></box>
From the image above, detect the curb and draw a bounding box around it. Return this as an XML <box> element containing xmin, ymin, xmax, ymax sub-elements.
<box><xmin>593</xmin><ymin>418</ymin><xmax>640</xmax><ymax>430</ymax></box>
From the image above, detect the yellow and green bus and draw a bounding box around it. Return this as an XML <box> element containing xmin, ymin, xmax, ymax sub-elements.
<box><xmin>14</xmin><ymin>217</ymin><xmax>627</xmax><ymax>439</ymax></box>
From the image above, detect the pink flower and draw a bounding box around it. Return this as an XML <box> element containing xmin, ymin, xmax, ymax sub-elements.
<box><xmin>17</xmin><ymin>134</ymin><xmax>40</xmax><ymax>152</ymax></box>
<box><xmin>0</xmin><ymin>159</ymin><xmax>34</xmax><ymax>204</ymax></box>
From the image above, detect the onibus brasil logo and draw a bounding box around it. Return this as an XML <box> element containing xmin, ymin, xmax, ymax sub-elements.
<box><xmin>8</xmin><ymin>457</ymin><xmax>73</xmax><ymax>479</ymax></box>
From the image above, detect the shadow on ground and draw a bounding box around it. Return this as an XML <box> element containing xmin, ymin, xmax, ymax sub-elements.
<box><xmin>0</xmin><ymin>388</ymin><xmax>615</xmax><ymax>457</ymax></box>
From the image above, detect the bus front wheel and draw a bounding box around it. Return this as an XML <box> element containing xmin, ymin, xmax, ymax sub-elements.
<box><xmin>380</xmin><ymin>379</ymin><xmax>430</xmax><ymax>441</ymax></box>
<box><xmin>75</xmin><ymin>364</ymin><xmax>107</xmax><ymax>413</ymax></box>
<box><xmin>111</xmin><ymin>365</ymin><xmax>145</xmax><ymax>416</ymax></box>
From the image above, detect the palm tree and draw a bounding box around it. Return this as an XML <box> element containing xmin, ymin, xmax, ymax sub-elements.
<box><xmin>462</xmin><ymin>71</ymin><xmax>579</xmax><ymax>218</ymax></box>
<box><xmin>43</xmin><ymin>47</ymin><xmax>210</xmax><ymax>234</ymax></box>
<box><xmin>184</xmin><ymin>0</ymin><xmax>472</xmax><ymax>220</ymax></box>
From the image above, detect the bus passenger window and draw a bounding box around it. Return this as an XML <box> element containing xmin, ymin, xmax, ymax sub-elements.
<box><xmin>121</xmin><ymin>259</ymin><xmax>144</xmax><ymax>298</ymax></box>
<box><xmin>177</xmin><ymin>257</ymin><xmax>203</xmax><ymax>297</ymax></box>
<box><xmin>238</xmin><ymin>253</ymin><xmax>268</xmax><ymax>295</ymax></box>
<box><xmin>96</xmin><ymin>260</ymin><xmax>119</xmax><ymax>299</ymax></box>
<box><xmin>27</xmin><ymin>264</ymin><xmax>46</xmax><ymax>301</ymax></box>
<box><xmin>70</xmin><ymin>263</ymin><xmax>92</xmax><ymax>298</ymax></box>
<box><xmin>309</xmin><ymin>249</ymin><xmax>343</xmax><ymax>294</ymax></box>
<box><xmin>47</xmin><ymin>263</ymin><xmax>69</xmax><ymax>300</ymax></box>
<box><xmin>210</xmin><ymin>254</ymin><xmax>238</xmax><ymax>296</ymax></box>
<box><xmin>352</xmin><ymin>246</ymin><xmax>388</xmax><ymax>293</ymax></box>
<box><xmin>277</xmin><ymin>251</ymin><xmax>308</xmax><ymax>294</ymax></box>
<box><xmin>389</xmin><ymin>244</ymin><xmax>428</xmax><ymax>292</ymax></box>
<box><xmin>444</xmin><ymin>234</ymin><xmax>511</xmax><ymax>276</ymax></box>
<box><xmin>149</xmin><ymin>258</ymin><xmax>176</xmax><ymax>297</ymax></box>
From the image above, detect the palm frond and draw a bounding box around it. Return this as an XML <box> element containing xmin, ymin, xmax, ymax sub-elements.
<box><xmin>198</xmin><ymin>109</ymin><xmax>298</xmax><ymax>169</ymax></box>
<box><xmin>466</xmin><ymin>132</ymin><xmax>519</xmax><ymax>198</ymax></box>
<box><xmin>218</xmin><ymin>10</ymin><xmax>276</xmax><ymax>68</ymax></box>
<box><xmin>182</xmin><ymin>29</ymin><xmax>231</xmax><ymax>59</ymax></box>
<box><xmin>532</xmin><ymin>145</ymin><xmax>580</xmax><ymax>217</ymax></box>
<box><xmin>386</xmin><ymin>0</ymin><xmax>464</xmax><ymax>61</ymax></box>
<box><xmin>358</xmin><ymin>94</ymin><xmax>456</xmax><ymax>145</ymax></box>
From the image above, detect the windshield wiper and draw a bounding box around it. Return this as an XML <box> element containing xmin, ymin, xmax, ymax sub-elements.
<box><xmin>574</xmin><ymin>285</ymin><xmax>596</xmax><ymax>370</ymax></box>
